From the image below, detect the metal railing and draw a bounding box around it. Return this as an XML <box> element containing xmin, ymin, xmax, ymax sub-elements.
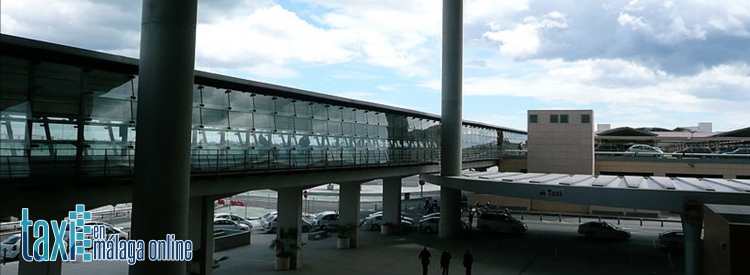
<box><xmin>1</xmin><ymin>148</ymin><xmax>503</xmax><ymax>181</ymax></box>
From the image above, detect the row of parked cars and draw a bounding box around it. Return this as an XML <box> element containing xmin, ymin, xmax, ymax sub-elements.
<box><xmin>596</xmin><ymin>144</ymin><xmax>750</xmax><ymax>157</ymax></box>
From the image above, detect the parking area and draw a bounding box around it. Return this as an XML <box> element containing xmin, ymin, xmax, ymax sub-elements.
<box><xmin>1</xmin><ymin>215</ymin><xmax>685</xmax><ymax>275</ymax></box>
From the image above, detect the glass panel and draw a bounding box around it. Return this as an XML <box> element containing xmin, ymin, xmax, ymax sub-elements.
<box><xmin>275</xmin><ymin>116</ymin><xmax>293</xmax><ymax>132</ymax></box>
<box><xmin>228</xmin><ymin>91</ymin><xmax>252</xmax><ymax>112</ymax></box>
<box><xmin>342</xmin><ymin>108</ymin><xmax>355</xmax><ymax>122</ymax></box>
<box><xmin>342</xmin><ymin>122</ymin><xmax>356</xmax><ymax>136</ymax></box>
<box><xmin>312</xmin><ymin>119</ymin><xmax>327</xmax><ymax>134</ymax></box>
<box><xmin>202</xmin><ymin>108</ymin><xmax>229</xmax><ymax>128</ymax></box>
<box><xmin>328</xmin><ymin>121</ymin><xmax>342</xmax><ymax>135</ymax></box>
<box><xmin>294</xmin><ymin>117</ymin><xmax>312</xmax><ymax>133</ymax></box>
<box><xmin>296</xmin><ymin>102</ymin><xmax>312</xmax><ymax>118</ymax></box>
<box><xmin>254</xmin><ymin>113</ymin><xmax>273</xmax><ymax>131</ymax></box>
<box><xmin>275</xmin><ymin>98</ymin><xmax>295</xmax><ymax>116</ymax></box>
<box><xmin>229</xmin><ymin>112</ymin><xmax>252</xmax><ymax>129</ymax></box>
<box><xmin>201</xmin><ymin>86</ymin><xmax>227</xmax><ymax>109</ymax></box>
<box><xmin>253</xmin><ymin>95</ymin><xmax>274</xmax><ymax>114</ymax></box>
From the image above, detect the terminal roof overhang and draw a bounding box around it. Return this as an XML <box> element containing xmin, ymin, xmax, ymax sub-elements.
<box><xmin>422</xmin><ymin>172</ymin><xmax>750</xmax><ymax>213</ymax></box>
<box><xmin>1</xmin><ymin>34</ymin><xmax>525</xmax><ymax>134</ymax></box>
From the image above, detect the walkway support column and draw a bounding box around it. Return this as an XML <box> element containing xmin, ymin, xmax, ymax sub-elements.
<box><xmin>382</xmin><ymin>177</ymin><xmax>402</xmax><ymax>234</ymax></box>
<box><xmin>681</xmin><ymin>214</ymin><xmax>704</xmax><ymax>275</ymax></box>
<box><xmin>129</xmin><ymin>1</ymin><xmax>198</xmax><ymax>275</ymax></box>
<box><xmin>339</xmin><ymin>182</ymin><xmax>362</xmax><ymax>248</ymax></box>
<box><xmin>187</xmin><ymin>196</ymin><xmax>216</xmax><ymax>275</ymax></box>
<box><xmin>277</xmin><ymin>187</ymin><xmax>304</xmax><ymax>269</ymax></box>
<box><xmin>439</xmin><ymin>0</ymin><xmax>464</xmax><ymax>239</ymax></box>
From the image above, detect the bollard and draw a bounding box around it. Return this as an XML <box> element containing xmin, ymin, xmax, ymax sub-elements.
<box><xmin>617</xmin><ymin>217</ymin><xmax>620</xmax><ymax>225</ymax></box>
<box><xmin>559</xmin><ymin>214</ymin><xmax>562</xmax><ymax>222</ymax></box>
<box><xmin>661</xmin><ymin>220</ymin><xmax>664</xmax><ymax>227</ymax></box>
<box><xmin>640</xmin><ymin>219</ymin><xmax>643</xmax><ymax>226</ymax></box>
<box><xmin>521</xmin><ymin>212</ymin><xmax>524</xmax><ymax>220</ymax></box>
<box><xmin>374</xmin><ymin>204</ymin><xmax>378</xmax><ymax>211</ymax></box>
<box><xmin>598</xmin><ymin>216</ymin><xmax>601</xmax><ymax>222</ymax></box>
<box><xmin>578</xmin><ymin>216</ymin><xmax>581</xmax><ymax>223</ymax></box>
<box><xmin>539</xmin><ymin>214</ymin><xmax>543</xmax><ymax>221</ymax></box>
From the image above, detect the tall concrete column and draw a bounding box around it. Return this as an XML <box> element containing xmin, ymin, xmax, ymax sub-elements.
<box><xmin>129</xmin><ymin>1</ymin><xmax>198</xmax><ymax>275</ymax></box>
<box><xmin>17</xmin><ymin>208</ymin><xmax>67</xmax><ymax>275</ymax></box>
<box><xmin>339</xmin><ymin>182</ymin><xmax>362</xmax><ymax>248</ymax></box>
<box><xmin>681</xmin><ymin>215</ymin><xmax>704</xmax><ymax>275</ymax></box>
<box><xmin>382</xmin><ymin>177</ymin><xmax>402</xmax><ymax>233</ymax></box>
<box><xmin>439</xmin><ymin>0</ymin><xmax>465</xmax><ymax>238</ymax></box>
<box><xmin>277</xmin><ymin>187</ymin><xmax>304</xmax><ymax>269</ymax></box>
<box><xmin>187</xmin><ymin>196</ymin><xmax>215</xmax><ymax>275</ymax></box>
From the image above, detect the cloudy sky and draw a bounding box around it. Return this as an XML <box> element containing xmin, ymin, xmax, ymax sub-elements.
<box><xmin>2</xmin><ymin>0</ymin><xmax>749</xmax><ymax>132</ymax></box>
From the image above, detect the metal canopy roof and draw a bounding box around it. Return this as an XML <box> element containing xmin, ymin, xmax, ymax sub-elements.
<box><xmin>421</xmin><ymin>172</ymin><xmax>750</xmax><ymax>213</ymax></box>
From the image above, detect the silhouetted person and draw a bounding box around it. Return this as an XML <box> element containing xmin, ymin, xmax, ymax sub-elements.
<box><xmin>419</xmin><ymin>247</ymin><xmax>431</xmax><ymax>275</ymax></box>
<box><xmin>299</xmin><ymin>135</ymin><xmax>310</xmax><ymax>147</ymax></box>
<box><xmin>441</xmin><ymin>249</ymin><xmax>452</xmax><ymax>275</ymax></box>
<box><xmin>463</xmin><ymin>249</ymin><xmax>473</xmax><ymax>275</ymax></box>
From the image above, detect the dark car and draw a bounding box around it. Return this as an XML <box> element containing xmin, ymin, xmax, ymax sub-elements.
<box><xmin>595</xmin><ymin>144</ymin><xmax>621</xmax><ymax>152</ymax></box>
<box><xmin>657</xmin><ymin>230</ymin><xmax>684</xmax><ymax>249</ymax></box>
<box><xmin>674</xmin><ymin>147</ymin><xmax>712</xmax><ymax>154</ymax></box>
<box><xmin>577</xmin><ymin>221</ymin><xmax>630</xmax><ymax>240</ymax></box>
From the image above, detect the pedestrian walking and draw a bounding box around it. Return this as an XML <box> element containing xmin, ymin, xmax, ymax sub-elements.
<box><xmin>463</xmin><ymin>249</ymin><xmax>473</xmax><ymax>275</ymax></box>
<box><xmin>440</xmin><ymin>248</ymin><xmax>452</xmax><ymax>275</ymax></box>
<box><xmin>419</xmin><ymin>247</ymin><xmax>431</xmax><ymax>275</ymax></box>
<box><xmin>467</xmin><ymin>210</ymin><xmax>474</xmax><ymax>230</ymax></box>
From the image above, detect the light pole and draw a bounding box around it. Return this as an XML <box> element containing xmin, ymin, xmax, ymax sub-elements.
<box><xmin>419</xmin><ymin>180</ymin><xmax>425</xmax><ymax>198</ymax></box>
<box><xmin>303</xmin><ymin>190</ymin><xmax>309</xmax><ymax>214</ymax></box>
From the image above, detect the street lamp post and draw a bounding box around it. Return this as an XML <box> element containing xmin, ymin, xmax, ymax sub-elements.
<box><xmin>419</xmin><ymin>180</ymin><xmax>425</xmax><ymax>198</ymax></box>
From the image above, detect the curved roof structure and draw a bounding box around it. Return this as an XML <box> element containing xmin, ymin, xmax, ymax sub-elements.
<box><xmin>422</xmin><ymin>172</ymin><xmax>750</xmax><ymax>213</ymax></box>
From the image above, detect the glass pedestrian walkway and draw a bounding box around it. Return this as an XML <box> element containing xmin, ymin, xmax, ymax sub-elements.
<box><xmin>0</xmin><ymin>34</ymin><xmax>527</xmax><ymax>181</ymax></box>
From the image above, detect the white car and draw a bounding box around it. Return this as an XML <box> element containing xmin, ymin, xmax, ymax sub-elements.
<box><xmin>314</xmin><ymin>211</ymin><xmax>340</xmax><ymax>231</ymax></box>
<box><xmin>625</xmin><ymin>144</ymin><xmax>663</xmax><ymax>156</ymax></box>
<box><xmin>1</xmin><ymin>233</ymin><xmax>21</xmax><ymax>260</ymax></box>
<box><xmin>262</xmin><ymin>216</ymin><xmax>318</xmax><ymax>233</ymax></box>
<box><xmin>214</xmin><ymin>218</ymin><xmax>251</xmax><ymax>231</ymax></box>
<box><xmin>214</xmin><ymin>213</ymin><xmax>254</xmax><ymax>229</ymax></box>
<box><xmin>359</xmin><ymin>214</ymin><xmax>414</xmax><ymax>231</ymax></box>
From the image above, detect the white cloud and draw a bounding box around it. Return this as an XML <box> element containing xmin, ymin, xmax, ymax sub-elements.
<box><xmin>483</xmin><ymin>12</ymin><xmax>568</xmax><ymax>58</ymax></box>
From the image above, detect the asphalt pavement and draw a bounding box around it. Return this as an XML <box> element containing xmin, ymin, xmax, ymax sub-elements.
<box><xmin>2</xmin><ymin>216</ymin><xmax>685</xmax><ymax>275</ymax></box>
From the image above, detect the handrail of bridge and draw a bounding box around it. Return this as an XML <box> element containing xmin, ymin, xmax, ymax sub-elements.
<box><xmin>0</xmin><ymin>147</ymin><xmax>503</xmax><ymax>181</ymax></box>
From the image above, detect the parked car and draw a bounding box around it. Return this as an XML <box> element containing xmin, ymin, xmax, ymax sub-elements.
<box><xmin>63</xmin><ymin>221</ymin><xmax>129</xmax><ymax>247</ymax></box>
<box><xmin>363</xmin><ymin>211</ymin><xmax>416</xmax><ymax>225</ymax></box>
<box><xmin>673</xmin><ymin>147</ymin><xmax>713</xmax><ymax>155</ymax></box>
<box><xmin>213</xmin><ymin>218</ymin><xmax>251</xmax><ymax>231</ymax></box>
<box><xmin>262</xmin><ymin>216</ymin><xmax>318</xmax><ymax>233</ymax></box>
<box><xmin>625</xmin><ymin>144</ymin><xmax>663</xmax><ymax>156</ymax></box>
<box><xmin>476</xmin><ymin>212</ymin><xmax>527</xmax><ymax>234</ymax></box>
<box><xmin>595</xmin><ymin>144</ymin><xmax>622</xmax><ymax>152</ymax></box>
<box><xmin>716</xmin><ymin>146</ymin><xmax>748</xmax><ymax>154</ymax></box>
<box><xmin>1</xmin><ymin>233</ymin><xmax>21</xmax><ymax>260</ymax></box>
<box><xmin>359</xmin><ymin>214</ymin><xmax>414</xmax><ymax>231</ymax></box>
<box><xmin>722</xmin><ymin>147</ymin><xmax>750</xmax><ymax>154</ymax></box>
<box><xmin>314</xmin><ymin>211</ymin><xmax>340</xmax><ymax>231</ymax></box>
<box><xmin>657</xmin><ymin>230</ymin><xmax>684</xmax><ymax>249</ymax></box>
<box><xmin>577</xmin><ymin>221</ymin><xmax>630</xmax><ymax>240</ymax></box>
<box><xmin>214</xmin><ymin>213</ymin><xmax>254</xmax><ymax>229</ymax></box>
<box><xmin>419</xmin><ymin>212</ymin><xmax>441</xmax><ymax>222</ymax></box>
<box><xmin>418</xmin><ymin>216</ymin><xmax>469</xmax><ymax>234</ymax></box>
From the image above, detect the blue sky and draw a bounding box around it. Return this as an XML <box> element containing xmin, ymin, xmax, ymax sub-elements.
<box><xmin>2</xmin><ymin>0</ymin><xmax>749</xmax><ymax>132</ymax></box>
